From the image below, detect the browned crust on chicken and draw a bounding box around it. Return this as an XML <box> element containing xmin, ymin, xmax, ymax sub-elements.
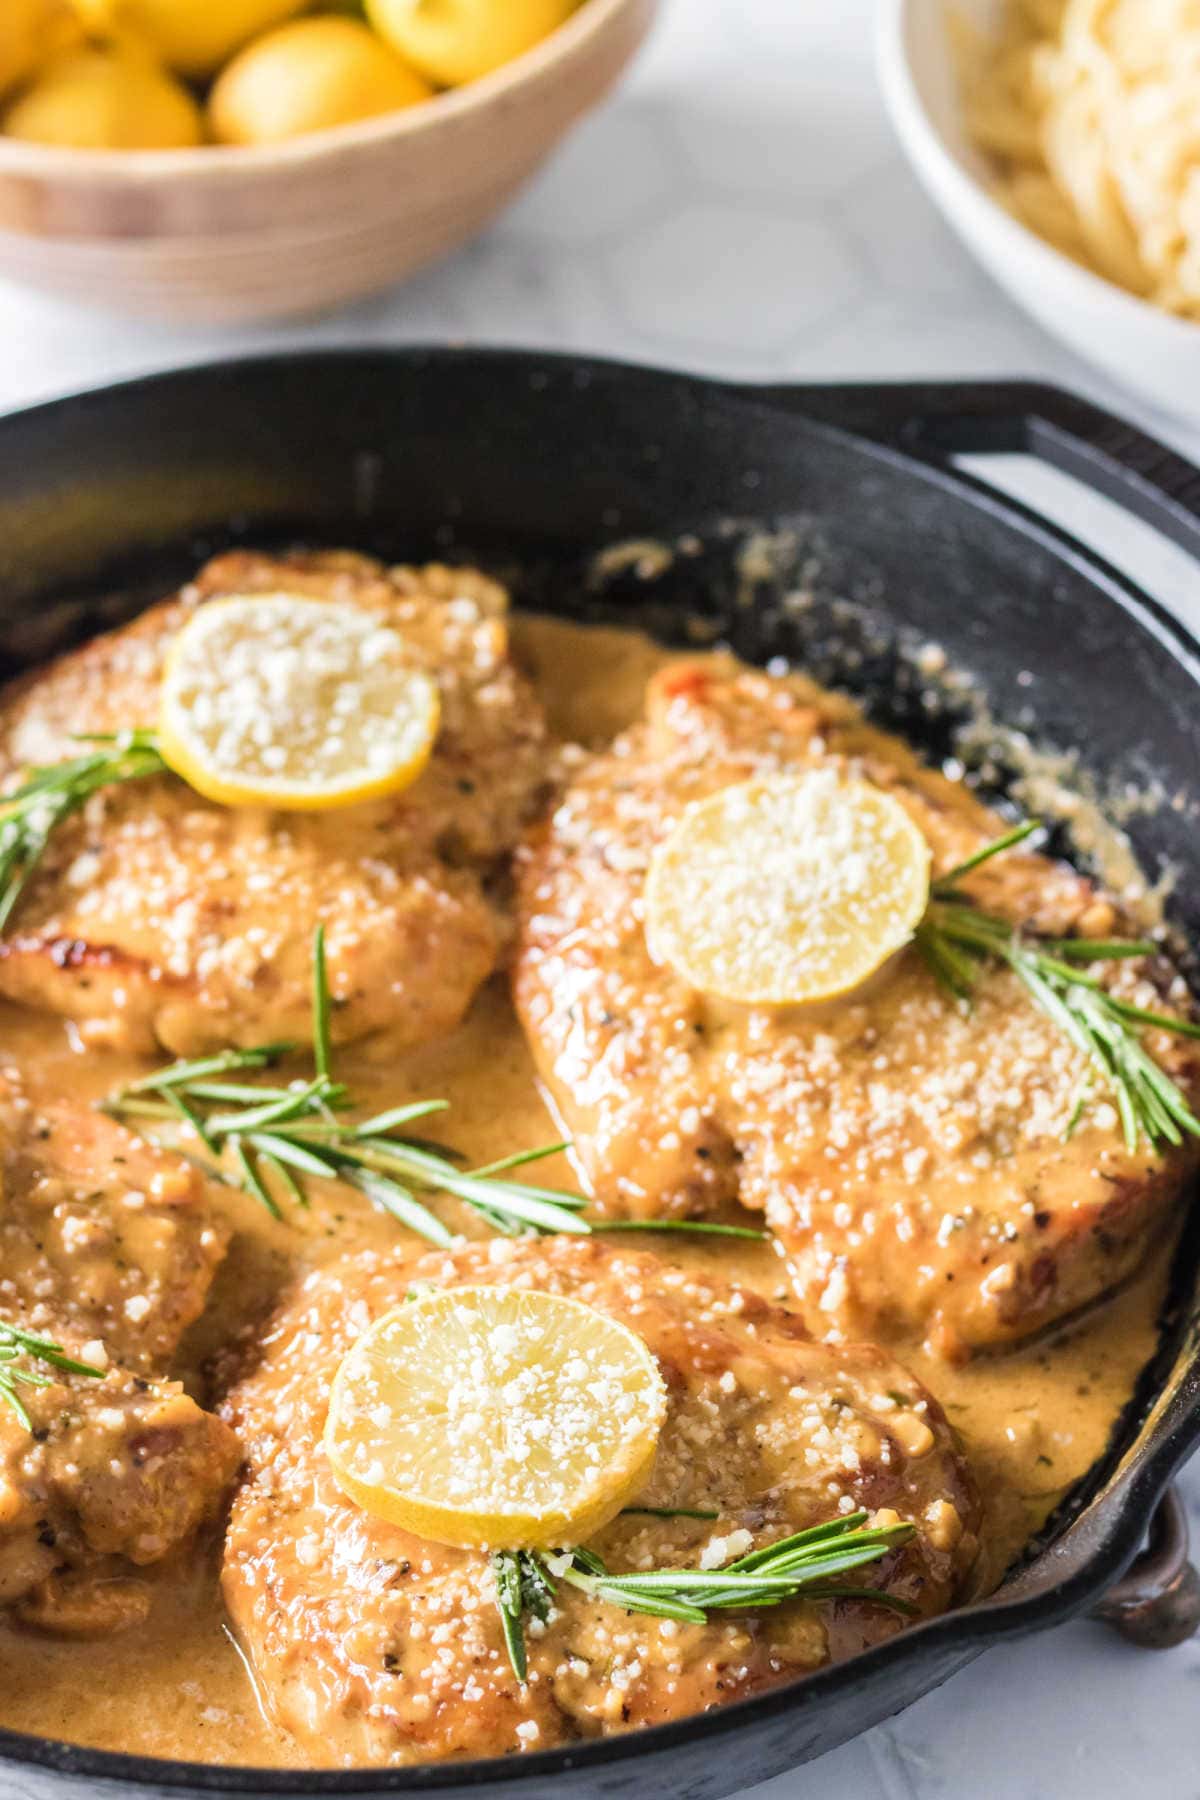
<box><xmin>514</xmin><ymin>662</ymin><xmax>1200</xmax><ymax>1356</ymax></box>
<box><xmin>221</xmin><ymin>1238</ymin><xmax>978</xmax><ymax>1767</ymax></box>
<box><xmin>0</xmin><ymin>551</ymin><xmax>550</xmax><ymax>1057</ymax></box>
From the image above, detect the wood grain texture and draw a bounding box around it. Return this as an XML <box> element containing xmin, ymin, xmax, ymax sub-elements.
<box><xmin>0</xmin><ymin>0</ymin><xmax>656</xmax><ymax>323</ymax></box>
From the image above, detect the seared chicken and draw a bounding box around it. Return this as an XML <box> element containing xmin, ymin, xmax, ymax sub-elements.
<box><xmin>221</xmin><ymin>1238</ymin><xmax>978</xmax><ymax>1767</ymax></box>
<box><xmin>514</xmin><ymin>663</ymin><xmax>1199</xmax><ymax>1356</ymax></box>
<box><xmin>0</xmin><ymin>552</ymin><xmax>549</xmax><ymax>1057</ymax></box>
<box><xmin>0</xmin><ymin>1066</ymin><xmax>228</xmax><ymax>1372</ymax></box>
<box><xmin>0</xmin><ymin>1069</ymin><xmax>238</xmax><ymax>1635</ymax></box>
<box><xmin>0</xmin><ymin>1366</ymin><xmax>239</xmax><ymax>1637</ymax></box>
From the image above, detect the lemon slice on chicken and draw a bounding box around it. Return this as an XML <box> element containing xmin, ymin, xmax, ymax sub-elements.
<box><xmin>324</xmin><ymin>1286</ymin><xmax>667</xmax><ymax>1550</ymax></box>
<box><xmin>158</xmin><ymin>592</ymin><xmax>440</xmax><ymax>811</ymax></box>
<box><xmin>644</xmin><ymin>769</ymin><xmax>931</xmax><ymax>1006</ymax></box>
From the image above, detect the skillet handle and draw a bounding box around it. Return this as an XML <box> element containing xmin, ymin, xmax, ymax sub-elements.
<box><xmin>756</xmin><ymin>380</ymin><xmax>1200</xmax><ymax>563</ymax></box>
<box><xmin>1090</xmin><ymin>1486</ymin><xmax>1200</xmax><ymax>1650</ymax></box>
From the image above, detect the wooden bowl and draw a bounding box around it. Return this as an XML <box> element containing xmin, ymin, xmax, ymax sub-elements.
<box><xmin>0</xmin><ymin>0</ymin><xmax>657</xmax><ymax>324</ymax></box>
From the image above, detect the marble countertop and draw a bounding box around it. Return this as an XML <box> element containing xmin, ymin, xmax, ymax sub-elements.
<box><xmin>0</xmin><ymin>2</ymin><xmax>1198</xmax><ymax>1795</ymax></box>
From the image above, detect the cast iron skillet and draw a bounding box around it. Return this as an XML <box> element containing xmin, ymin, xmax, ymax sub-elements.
<box><xmin>0</xmin><ymin>349</ymin><xmax>1199</xmax><ymax>1800</ymax></box>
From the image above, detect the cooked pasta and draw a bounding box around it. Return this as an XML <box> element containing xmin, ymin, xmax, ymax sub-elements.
<box><xmin>959</xmin><ymin>0</ymin><xmax>1200</xmax><ymax>319</ymax></box>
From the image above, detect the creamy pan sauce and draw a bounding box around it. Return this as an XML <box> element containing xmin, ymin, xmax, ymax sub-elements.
<box><xmin>0</xmin><ymin>617</ymin><xmax>1174</xmax><ymax>1768</ymax></box>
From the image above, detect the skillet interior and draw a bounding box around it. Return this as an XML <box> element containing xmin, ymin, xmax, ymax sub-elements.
<box><xmin>0</xmin><ymin>348</ymin><xmax>1197</xmax><ymax>1800</ymax></box>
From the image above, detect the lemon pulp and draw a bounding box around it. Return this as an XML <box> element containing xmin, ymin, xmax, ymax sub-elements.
<box><xmin>324</xmin><ymin>1285</ymin><xmax>667</xmax><ymax>1550</ymax></box>
<box><xmin>644</xmin><ymin>769</ymin><xmax>932</xmax><ymax>1006</ymax></box>
<box><xmin>158</xmin><ymin>592</ymin><xmax>440</xmax><ymax>811</ymax></box>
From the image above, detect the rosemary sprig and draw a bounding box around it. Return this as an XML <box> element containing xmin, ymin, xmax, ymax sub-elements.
<box><xmin>493</xmin><ymin>1511</ymin><xmax>916</xmax><ymax>1682</ymax></box>
<box><xmin>557</xmin><ymin>1512</ymin><xmax>918</xmax><ymax>1620</ymax></box>
<box><xmin>102</xmin><ymin>929</ymin><xmax>763</xmax><ymax>1246</ymax></box>
<box><xmin>0</xmin><ymin>731</ymin><xmax>166</xmax><ymax>931</ymax></box>
<box><xmin>915</xmin><ymin>822</ymin><xmax>1200</xmax><ymax>1152</ymax></box>
<box><xmin>491</xmin><ymin>1551</ymin><xmax>556</xmax><ymax>1684</ymax></box>
<box><xmin>0</xmin><ymin>1321</ymin><xmax>106</xmax><ymax>1431</ymax></box>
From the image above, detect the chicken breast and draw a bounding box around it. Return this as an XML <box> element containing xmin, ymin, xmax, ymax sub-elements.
<box><xmin>0</xmin><ymin>551</ymin><xmax>549</xmax><ymax>1056</ymax></box>
<box><xmin>0</xmin><ymin>1366</ymin><xmax>240</xmax><ymax>1637</ymax></box>
<box><xmin>221</xmin><ymin>1238</ymin><xmax>978</xmax><ymax>1767</ymax></box>
<box><xmin>514</xmin><ymin>662</ymin><xmax>1200</xmax><ymax>1357</ymax></box>
<box><xmin>0</xmin><ymin>1068</ymin><xmax>238</xmax><ymax>1635</ymax></box>
<box><xmin>0</xmin><ymin>1064</ymin><xmax>228</xmax><ymax>1372</ymax></box>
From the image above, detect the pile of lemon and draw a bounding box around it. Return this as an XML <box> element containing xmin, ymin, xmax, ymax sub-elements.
<box><xmin>0</xmin><ymin>0</ymin><xmax>580</xmax><ymax>150</ymax></box>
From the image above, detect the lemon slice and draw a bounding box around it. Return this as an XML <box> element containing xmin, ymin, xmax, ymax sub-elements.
<box><xmin>644</xmin><ymin>769</ymin><xmax>931</xmax><ymax>1006</ymax></box>
<box><xmin>158</xmin><ymin>593</ymin><xmax>440</xmax><ymax>811</ymax></box>
<box><xmin>324</xmin><ymin>1286</ymin><xmax>667</xmax><ymax>1550</ymax></box>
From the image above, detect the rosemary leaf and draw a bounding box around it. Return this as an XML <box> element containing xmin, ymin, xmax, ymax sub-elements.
<box><xmin>917</xmin><ymin>823</ymin><xmax>1200</xmax><ymax>1150</ymax></box>
<box><xmin>205</xmin><ymin>1078</ymin><xmax>342</xmax><ymax>1137</ymax></box>
<box><xmin>117</xmin><ymin>1046</ymin><xmax>294</xmax><ymax>1098</ymax></box>
<box><xmin>233</xmin><ymin>1140</ymin><xmax>283</xmax><ymax>1221</ymax></box>
<box><xmin>260</xmin><ymin>1152</ymin><xmax>308</xmax><ymax>1211</ymax></box>
<box><xmin>1041</xmin><ymin>938</ymin><xmax>1157</xmax><ymax>962</ymax></box>
<box><xmin>312</xmin><ymin>923</ymin><xmax>333</xmax><ymax>1081</ymax></box>
<box><xmin>491</xmin><ymin>1551</ymin><xmax>528</xmax><ymax>1684</ymax></box>
<box><xmin>621</xmin><ymin>1506</ymin><xmax>720</xmax><ymax>1520</ymax></box>
<box><xmin>161</xmin><ymin>1082</ymin><xmax>218</xmax><ymax>1154</ymax></box>
<box><xmin>931</xmin><ymin>817</ymin><xmax>1041</xmax><ymax>892</ymax></box>
<box><xmin>244</xmin><ymin>1131</ymin><xmax>340</xmax><ymax>1180</ymax></box>
<box><xmin>0</xmin><ymin>1320</ymin><xmax>106</xmax><ymax>1431</ymax></box>
<box><xmin>338</xmin><ymin>1166</ymin><xmax>455</xmax><ymax>1248</ymax></box>
<box><xmin>353</xmin><ymin>1100</ymin><xmax>451</xmax><ymax>1137</ymax></box>
<box><xmin>0</xmin><ymin>731</ymin><xmax>167</xmax><ymax>932</ymax></box>
<box><xmin>177</xmin><ymin>1080</ymin><xmax>302</xmax><ymax>1104</ymax></box>
<box><xmin>468</xmin><ymin>1141</ymin><xmax>570</xmax><ymax>1179</ymax></box>
<box><xmin>590</xmin><ymin>1220</ymin><xmax>767</xmax><ymax>1241</ymax></box>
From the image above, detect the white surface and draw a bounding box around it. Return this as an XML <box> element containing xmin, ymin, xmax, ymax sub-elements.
<box><xmin>878</xmin><ymin>0</ymin><xmax>1200</xmax><ymax>426</ymax></box>
<box><xmin>0</xmin><ymin>2</ymin><xmax>1199</xmax><ymax>1797</ymax></box>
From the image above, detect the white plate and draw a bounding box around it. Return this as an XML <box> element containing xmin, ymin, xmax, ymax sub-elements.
<box><xmin>876</xmin><ymin>0</ymin><xmax>1200</xmax><ymax>426</ymax></box>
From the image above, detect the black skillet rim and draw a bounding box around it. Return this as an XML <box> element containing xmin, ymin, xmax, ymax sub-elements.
<box><xmin>0</xmin><ymin>348</ymin><xmax>1197</xmax><ymax>1792</ymax></box>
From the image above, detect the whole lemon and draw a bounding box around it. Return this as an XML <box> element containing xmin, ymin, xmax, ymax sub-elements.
<box><xmin>209</xmin><ymin>17</ymin><xmax>431</xmax><ymax>147</ymax></box>
<box><xmin>366</xmin><ymin>0</ymin><xmax>579</xmax><ymax>87</ymax></box>
<box><xmin>2</xmin><ymin>46</ymin><xmax>204</xmax><ymax>149</ymax></box>
<box><xmin>0</xmin><ymin>0</ymin><xmax>81</xmax><ymax>98</ymax></box>
<box><xmin>72</xmin><ymin>0</ymin><xmax>311</xmax><ymax>80</ymax></box>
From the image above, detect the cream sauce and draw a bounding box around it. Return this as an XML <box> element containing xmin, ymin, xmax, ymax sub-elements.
<box><xmin>0</xmin><ymin>616</ymin><xmax>1174</xmax><ymax>1767</ymax></box>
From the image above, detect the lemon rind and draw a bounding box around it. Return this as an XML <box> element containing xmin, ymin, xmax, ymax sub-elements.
<box><xmin>644</xmin><ymin>773</ymin><xmax>932</xmax><ymax>1008</ymax></box>
<box><xmin>323</xmin><ymin>1288</ymin><xmax>667</xmax><ymax>1552</ymax></box>
<box><xmin>157</xmin><ymin>593</ymin><xmax>441</xmax><ymax>813</ymax></box>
